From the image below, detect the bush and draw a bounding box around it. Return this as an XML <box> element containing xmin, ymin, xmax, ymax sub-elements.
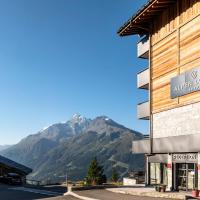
<box><xmin>111</xmin><ymin>168</ymin><xmax>118</xmax><ymax>182</ymax></box>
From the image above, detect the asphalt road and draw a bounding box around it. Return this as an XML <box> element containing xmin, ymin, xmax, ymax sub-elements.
<box><xmin>0</xmin><ymin>184</ymin><xmax>181</xmax><ymax>200</ymax></box>
<box><xmin>0</xmin><ymin>184</ymin><xmax>78</xmax><ymax>200</ymax></box>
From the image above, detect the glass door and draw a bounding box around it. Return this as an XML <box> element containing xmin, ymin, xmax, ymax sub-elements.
<box><xmin>177</xmin><ymin>163</ymin><xmax>187</xmax><ymax>190</ymax></box>
<box><xmin>177</xmin><ymin>163</ymin><xmax>197</xmax><ymax>191</ymax></box>
<box><xmin>187</xmin><ymin>164</ymin><xmax>196</xmax><ymax>190</ymax></box>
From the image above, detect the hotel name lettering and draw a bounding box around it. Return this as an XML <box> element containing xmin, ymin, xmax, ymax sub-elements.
<box><xmin>172</xmin><ymin>154</ymin><xmax>198</xmax><ymax>163</ymax></box>
<box><xmin>171</xmin><ymin>67</ymin><xmax>200</xmax><ymax>98</ymax></box>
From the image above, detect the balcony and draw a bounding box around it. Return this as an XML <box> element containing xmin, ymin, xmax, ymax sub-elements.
<box><xmin>132</xmin><ymin>138</ymin><xmax>150</xmax><ymax>154</ymax></box>
<box><xmin>137</xmin><ymin>36</ymin><xmax>149</xmax><ymax>59</ymax></box>
<box><xmin>137</xmin><ymin>101</ymin><xmax>150</xmax><ymax>120</ymax></box>
<box><xmin>137</xmin><ymin>68</ymin><xmax>149</xmax><ymax>89</ymax></box>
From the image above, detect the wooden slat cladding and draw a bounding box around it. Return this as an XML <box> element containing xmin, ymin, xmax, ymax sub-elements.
<box><xmin>151</xmin><ymin>32</ymin><xmax>178</xmax><ymax>113</ymax></box>
<box><xmin>180</xmin><ymin>57</ymin><xmax>200</xmax><ymax>73</ymax></box>
<box><xmin>151</xmin><ymin>1</ymin><xmax>200</xmax><ymax>113</ymax></box>
<box><xmin>152</xmin><ymin>69</ymin><xmax>178</xmax><ymax>112</ymax></box>
<box><xmin>179</xmin><ymin>58</ymin><xmax>200</xmax><ymax>105</ymax></box>
<box><xmin>180</xmin><ymin>15</ymin><xmax>200</xmax><ymax>65</ymax></box>
<box><xmin>152</xmin><ymin>0</ymin><xmax>200</xmax><ymax>45</ymax></box>
<box><xmin>152</xmin><ymin>32</ymin><xmax>177</xmax><ymax>79</ymax></box>
<box><xmin>152</xmin><ymin>69</ymin><xmax>178</xmax><ymax>91</ymax></box>
<box><xmin>152</xmin><ymin>85</ymin><xmax>178</xmax><ymax>112</ymax></box>
<box><xmin>179</xmin><ymin>0</ymin><xmax>200</xmax><ymax>25</ymax></box>
<box><xmin>152</xmin><ymin>3</ymin><xmax>178</xmax><ymax>45</ymax></box>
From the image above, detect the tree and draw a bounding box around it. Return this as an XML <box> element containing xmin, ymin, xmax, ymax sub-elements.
<box><xmin>111</xmin><ymin>168</ymin><xmax>118</xmax><ymax>182</ymax></box>
<box><xmin>86</xmin><ymin>157</ymin><xmax>107</xmax><ymax>185</ymax></box>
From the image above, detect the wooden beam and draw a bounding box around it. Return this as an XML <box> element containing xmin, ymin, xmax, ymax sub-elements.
<box><xmin>118</xmin><ymin>0</ymin><xmax>177</xmax><ymax>36</ymax></box>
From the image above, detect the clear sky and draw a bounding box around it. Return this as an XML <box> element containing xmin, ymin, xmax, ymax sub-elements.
<box><xmin>0</xmin><ymin>0</ymin><xmax>148</xmax><ymax>145</ymax></box>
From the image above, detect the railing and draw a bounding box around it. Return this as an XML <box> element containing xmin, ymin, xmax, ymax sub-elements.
<box><xmin>137</xmin><ymin>101</ymin><xmax>150</xmax><ymax>120</ymax></box>
<box><xmin>137</xmin><ymin>36</ymin><xmax>149</xmax><ymax>59</ymax></box>
<box><xmin>26</xmin><ymin>179</ymin><xmax>41</xmax><ymax>186</ymax></box>
<box><xmin>143</xmin><ymin>134</ymin><xmax>150</xmax><ymax>139</ymax></box>
<box><xmin>132</xmin><ymin>139</ymin><xmax>150</xmax><ymax>154</ymax></box>
<box><xmin>137</xmin><ymin>68</ymin><xmax>149</xmax><ymax>89</ymax></box>
<box><xmin>26</xmin><ymin>179</ymin><xmax>66</xmax><ymax>186</ymax></box>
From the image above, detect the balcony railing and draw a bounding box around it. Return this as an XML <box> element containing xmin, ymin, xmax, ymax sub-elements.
<box><xmin>137</xmin><ymin>36</ymin><xmax>149</xmax><ymax>59</ymax></box>
<box><xmin>137</xmin><ymin>68</ymin><xmax>149</xmax><ymax>90</ymax></box>
<box><xmin>137</xmin><ymin>101</ymin><xmax>150</xmax><ymax>120</ymax></box>
<box><xmin>132</xmin><ymin>139</ymin><xmax>150</xmax><ymax>154</ymax></box>
<box><xmin>143</xmin><ymin>134</ymin><xmax>150</xmax><ymax>139</ymax></box>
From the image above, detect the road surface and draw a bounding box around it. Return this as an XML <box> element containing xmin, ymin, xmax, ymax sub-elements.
<box><xmin>0</xmin><ymin>184</ymin><xmax>78</xmax><ymax>200</ymax></box>
<box><xmin>0</xmin><ymin>184</ymin><xmax>181</xmax><ymax>200</ymax></box>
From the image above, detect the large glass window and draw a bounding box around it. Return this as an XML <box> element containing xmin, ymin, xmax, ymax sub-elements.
<box><xmin>150</xmin><ymin>163</ymin><xmax>167</xmax><ymax>185</ymax></box>
<box><xmin>177</xmin><ymin>163</ymin><xmax>197</xmax><ymax>191</ymax></box>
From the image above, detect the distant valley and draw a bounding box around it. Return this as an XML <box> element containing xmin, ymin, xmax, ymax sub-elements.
<box><xmin>1</xmin><ymin>114</ymin><xmax>145</xmax><ymax>182</ymax></box>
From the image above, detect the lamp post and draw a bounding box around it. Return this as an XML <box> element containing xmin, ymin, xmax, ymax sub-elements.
<box><xmin>66</xmin><ymin>172</ymin><xmax>68</xmax><ymax>189</ymax></box>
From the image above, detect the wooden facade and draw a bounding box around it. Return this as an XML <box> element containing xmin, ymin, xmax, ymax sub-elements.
<box><xmin>151</xmin><ymin>0</ymin><xmax>200</xmax><ymax>113</ymax></box>
<box><xmin>119</xmin><ymin>0</ymin><xmax>200</xmax><ymax>191</ymax></box>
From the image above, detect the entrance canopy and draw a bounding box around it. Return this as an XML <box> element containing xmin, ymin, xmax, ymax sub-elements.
<box><xmin>0</xmin><ymin>155</ymin><xmax>32</xmax><ymax>176</ymax></box>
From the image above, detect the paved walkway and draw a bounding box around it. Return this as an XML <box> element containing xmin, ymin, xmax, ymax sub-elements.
<box><xmin>107</xmin><ymin>187</ymin><xmax>188</xmax><ymax>200</ymax></box>
<box><xmin>74</xmin><ymin>189</ymin><xmax>179</xmax><ymax>200</ymax></box>
<box><xmin>43</xmin><ymin>196</ymin><xmax>79</xmax><ymax>200</ymax></box>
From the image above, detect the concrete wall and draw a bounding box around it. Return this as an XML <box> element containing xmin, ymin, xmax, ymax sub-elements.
<box><xmin>123</xmin><ymin>178</ymin><xmax>137</xmax><ymax>186</ymax></box>
<box><xmin>153</xmin><ymin>101</ymin><xmax>200</xmax><ymax>138</ymax></box>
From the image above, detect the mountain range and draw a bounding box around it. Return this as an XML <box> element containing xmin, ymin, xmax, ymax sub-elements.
<box><xmin>1</xmin><ymin>114</ymin><xmax>144</xmax><ymax>182</ymax></box>
<box><xmin>0</xmin><ymin>145</ymin><xmax>12</xmax><ymax>152</ymax></box>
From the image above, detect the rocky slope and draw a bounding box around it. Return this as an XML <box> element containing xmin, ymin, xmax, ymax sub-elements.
<box><xmin>1</xmin><ymin>115</ymin><xmax>144</xmax><ymax>182</ymax></box>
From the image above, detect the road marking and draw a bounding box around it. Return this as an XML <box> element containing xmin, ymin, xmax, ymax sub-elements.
<box><xmin>65</xmin><ymin>191</ymin><xmax>100</xmax><ymax>200</ymax></box>
<box><xmin>10</xmin><ymin>187</ymin><xmax>62</xmax><ymax>196</ymax></box>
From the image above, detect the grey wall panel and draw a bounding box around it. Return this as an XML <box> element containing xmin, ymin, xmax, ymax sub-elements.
<box><xmin>153</xmin><ymin>133</ymin><xmax>200</xmax><ymax>153</ymax></box>
<box><xmin>153</xmin><ymin>101</ymin><xmax>200</xmax><ymax>139</ymax></box>
<box><xmin>137</xmin><ymin>101</ymin><xmax>150</xmax><ymax>120</ymax></box>
<box><xmin>148</xmin><ymin>154</ymin><xmax>168</xmax><ymax>163</ymax></box>
<box><xmin>132</xmin><ymin>139</ymin><xmax>150</xmax><ymax>153</ymax></box>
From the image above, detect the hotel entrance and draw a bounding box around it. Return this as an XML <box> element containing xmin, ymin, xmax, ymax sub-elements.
<box><xmin>176</xmin><ymin>163</ymin><xmax>197</xmax><ymax>191</ymax></box>
<box><xmin>173</xmin><ymin>154</ymin><xmax>198</xmax><ymax>191</ymax></box>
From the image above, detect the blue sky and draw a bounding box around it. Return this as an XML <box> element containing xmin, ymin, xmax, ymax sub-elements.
<box><xmin>0</xmin><ymin>0</ymin><xmax>148</xmax><ymax>145</ymax></box>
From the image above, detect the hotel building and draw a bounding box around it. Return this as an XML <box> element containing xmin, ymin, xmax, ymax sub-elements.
<box><xmin>118</xmin><ymin>0</ymin><xmax>200</xmax><ymax>191</ymax></box>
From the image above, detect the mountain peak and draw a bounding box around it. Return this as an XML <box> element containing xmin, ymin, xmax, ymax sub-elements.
<box><xmin>1</xmin><ymin>114</ymin><xmax>144</xmax><ymax>182</ymax></box>
<box><xmin>67</xmin><ymin>114</ymin><xmax>91</xmax><ymax>135</ymax></box>
<box><xmin>96</xmin><ymin>116</ymin><xmax>110</xmax><ymax>121</ymax></box>
<box><xmin>72</xmin><ymin>113</ymin><xmax>84</xmax><ymax>120</ymax></box>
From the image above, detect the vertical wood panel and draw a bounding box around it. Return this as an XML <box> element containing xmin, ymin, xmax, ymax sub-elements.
<box><xmin>152</xmin><ymin>0</ymin><xmax>200</xmax><ymax>45</ymax></box>
<box><xmin>152</xmin><ymin>32</ymin><xmax>177</xmax><ymax>80</ymax></box>
<box><xmin>180</xmin><ymin>15</ymin><xmax>200</xmax><ymax>65</ymax></box>
<box><xmin>151</xmin><ymin>0</ymin><xmax>200</xmax><ymax>113</ymax></box>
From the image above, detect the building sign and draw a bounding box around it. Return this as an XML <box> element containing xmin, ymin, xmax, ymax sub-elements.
<box><xmin>172</xmin><ymin>153</ymin><xmax>198</xmax><ymax>163</ymax></box>
<box><xmin>171</xmin><ymin>67</ymin><xmax>200</xmax><ymax>98</ymax></box>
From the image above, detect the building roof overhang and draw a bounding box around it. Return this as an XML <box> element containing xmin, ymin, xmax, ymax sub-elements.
<box><xmin>0</xmin><ymin>155</ymin><xmax>32</xmax><ymax>175</ymax></box>
<box><xmin>118</xmin><ymin>0</ymin><xmax>177</xmax><ymax>37</ymax></box>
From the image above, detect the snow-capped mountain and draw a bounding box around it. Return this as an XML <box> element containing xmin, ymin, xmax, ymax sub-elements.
<box><xmin>67</xmin><ymin>113</ymin><xmax>91</xmax><ymax>135</ymax></box>
<box><xmin>1</xmin><ymin>114</ymin><xmax>91</xmax><ymax>166</ymax></box>
<box><xmin>1</xmin><ymin>115</ymin><xmax>144</xmax><ymax>182</ymax></box>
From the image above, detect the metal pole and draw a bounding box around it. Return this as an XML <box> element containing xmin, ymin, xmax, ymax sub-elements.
<box><xmin>66</xmin><ymin>172</ymin><xmax>68</xmax><ymax>188</ymax></box>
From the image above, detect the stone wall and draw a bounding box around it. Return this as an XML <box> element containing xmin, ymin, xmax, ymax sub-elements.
<box><xmin>153</xmin><ymin>101</ymin><xmax>200</xmax><ymax>138</ymax></box>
